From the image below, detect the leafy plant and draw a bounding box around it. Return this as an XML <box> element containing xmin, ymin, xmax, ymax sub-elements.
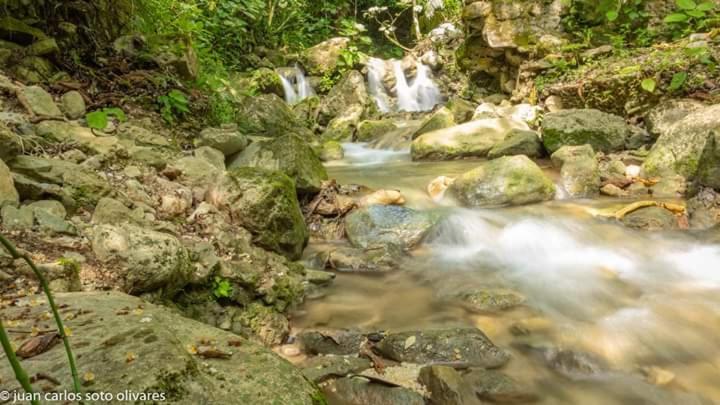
<box><xmin>212</xmin><ymin>277</ymin><xmax>233</xmax><ymax>299</ymax></box>
<box><xmin>158</xmin><ymin>89</ymin><xmax>190</xmax><ymax>124</ymax></box>
<box><xmin>85</xmin><ymin>107</ymin><xmax>127</xmax><ymax>130</ymax></box>
<box><xmin>668</xmin><ymin>71</ymin><xmax>688</xmax><ymax>91</ymax></box>
<box><xmin>641</xmin><ymin>77</ymin><xmax>657</xmax><ymax>92</ymax></box>
<box><xmin>664</xmin><ymin>0</ymin><xmax>717</xmax><ymax>37</ymax></box>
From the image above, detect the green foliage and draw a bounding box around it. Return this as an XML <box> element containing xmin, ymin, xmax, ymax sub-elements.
<box><xmin>157</xmin><ymin>89</ymin><xmax>190</xmax><ymax>124</ymax></box>
<box><xmin>212</xmin><ymin>276</ymin><xmax>233</xmax><ymax>299</ymax></box>
<box><xmin>640</xmin><ymin>77</ymin><xmax>657</xmax><ymax>93</ymax></box>
<box><xmin>86</xmin><ymin>107</ymin><xmax>127</xmax><ymax>130</ymax></box>
<box><xmin>664</xmin><ymin>0</ymin><xmax>718</xmax><ymax>38</ymax></box>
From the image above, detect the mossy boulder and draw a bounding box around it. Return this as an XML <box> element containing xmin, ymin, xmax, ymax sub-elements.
<box><xmin>450</xmin><ymin>155</ymin><xmax>556</xmax><ymax>207</ymax></box>
<box><xmin>345</xmin><ymin>205</ymin><xmax>439</xmax><ymax>250</ymax></box>
<box><xmin>250</xmin><ymin>67</ymin><xmax>284</xmax><ymax>97</ymax></box>
<box><xmin>35</xmin><ymin>120</ymin><xmax>121</xmax><ymax>155</ymax></box>
<box><xmin>320</xmin><ymin>140</ymin><xmax>344</xmax><ymax>161</ymax></box>
<box><xmin>235</xmin><ymin>94</ymin><xmax>309</xmax><ymax>138</ymax></box>
<box><xmin>228</xmin><ymin>134</ymin><xmax>328</xmax><ymax>195</ymax></box>
<box><xmin>0</xmin><ymin>291</ymin><xmax>323</xmax><ymax>404</ymax></box>
<box><xmin>17</xmin><ymin>85</ymin><xmax>62</xmax><ymax>117</ymax></box>
<box><xmin>413</xmin><ymin>106</ymin><xmax>456</xmax><ymax>139</ymax></box>
<box><xmin>446</xmin><ymin>97</ymin><xmax>477</xmax><ymax>123</ymax></box>
<box><xmin>208</xmin><ymin>167</ymin><xmax>308</xmax><ymax>260</ymax></box>
<box><xmin>487</xmin><ymin>128</ymin><xmax>544</xmax><ymax>159</ymax></box>
<box><xmin>0</xmin><ymin>16</ymin><xmax>47</xmax><ymax>45</ymax></box>
<box><xmin>0</xmin><ymin>158</ymin><xmax>19</xmax><ymax>207</ymax></box>
<box><xmin>541</xmin><ymin>109</ymin><xmax>629</xmax><ymax>154</ymax></box>
<box><xmin>0</xmin><ymin>124</ymin><xmax>22</xmax><ymax>161</ymax></box>
<box><xmin>621</xmin><ymin>206</ymin><xmax>679</xmax><ymax>231</ymax></box>
<box><xmin>357</xmin><ymin>119</ymin><xmax>400</xmax><ymax>142</ymax></box>
<box><xmin>318</xmin><ymin>70</ymin><xmax>368</xmax><ymax>125</ymax></box>
<box><xmin>321</xmin><ymin>105</ymin><xmax>363</xmax><ymax>142</ymax></box>
<box><xmin>551</xmin><ymin>145</ymin><xmax>600</xmax><ymax>198</ymax></box>
<box><xmin>302</xmin><ymin>37</ymin><xmax>350</xmax><ymax>76</ymax></box>
<box><xmin>195</xmin><ymin>125</ymin><xmax>248</xmax><ymax>156</ymax></box>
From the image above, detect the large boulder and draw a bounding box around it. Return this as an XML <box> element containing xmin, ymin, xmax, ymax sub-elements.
<box><xmin>358</xmin><ymin>119</ymin><xmax>402</xmax><ymax>142</ymax></box>
<box><xmin>302</xmin><ymin>37</ymin><xmax>350</xmax><ymax>76</ymax></box>
<box><xmin>228</xmin><ymin>134</ymin><xmax>328</xmax><ymax>194</ymax></box>
<box><xmin>413</xmin><ymin>106</ymin><xmax>456</xmax><ymax>139</ymax></box>
<box><xmin>345</xmin><ymin>205</ymin><xmax>439</xmax><ymax>250</ymax></box>
<box><xmin>450</xmin><ymin>155</ymin><xmax>556</xmax><ymax>207</ymax></box>
<box><xmin>551</xmin><ymin>145</ymin><xmax>601</xmax><ymax>198</ymax></box>
<box><xmin>412</xmin><ymin>118</ymin><xmax>530</xmax><ymax>161</ymax></box>
<box><xmin>642</xmin><ymin>104</ymin><xmax>720</xmax><ymax>191</ymax></box>
<box><xmin>0</xmin><ymin>158</ymin><xmax>19</xmax><ymax>207</ymax></box>
<box><xmin>0</xmin><ymin>123</ymin><xmax>22</xmax><ymax>161</ymax></box>
<box><xmin>194</xmin><ymin>125</ymin><xmax>248</xmax><ymax>156</ymax></box>
<box><xmin>91</xmin><ymin>223</ymin><xmax>192</xmax><ymax>295</ymax></box>
<box><xmin>487</xmin><ymin>128</ymin><xmax>544</xmax><ymax>159</ymax></box>
<box><xmin>644</xmin><ymin>99</ymin><xmax>706</xmax><ymax>138</ymax></box>
<box><xmin>35</xmin><ymin>120</ymin><xmax>121</xmax><ymax>155</ymax></box>
<box><xmin>17</xmin><ymin>85</ymin><xmax>62</xmax><ymax>117</ymax></box>
<box><xmin>60</xmin><ymin>90</ymin><xmax>86</xmax><ymax>119</ymax></box>
<box><xmin>0</xmin><ymin>291</ymin><xmax>323</xmax><ymax>404</ymax></box>
<box><xmin>541</xmin><ymin>109</ymin><xmax>630</xmax><ymax>154</ymax></box>
<box><xmin>235</xmin><ymin>94</ymin><xmax>308</xmax><ymax>138</ymax></box>
<box><xmin>318</xmin><ymin>70</ymin><xmax>368</xmax><ymax>125</ymax></box>
<box><xmin>207</xmin><ymin>168</ymin><xmax>308</xmax><ymax>260</ymax></box>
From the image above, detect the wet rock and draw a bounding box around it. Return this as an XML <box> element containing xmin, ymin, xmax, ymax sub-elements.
<box><xmin>319</xmin><ymin>140</ymin><xmax>344</xmax><ymax>161</ymax></box>
<box><xmin>236</xmin><ymin>93</ymin><xmax>308</xmax><ymax>138</ymax></box>
<box><xmin>428</xmin><ymin>176</ymin><xmax>455</xmax><ymax>202</ymax></box>
<box><xmin>232</xmin><ymin>302</ymin><xmax>290</xmax><ymax>346</ymax></box>
<box><xmin>450</xmin><ymin>155</ymin><xmax>556</xmax><ymax>207</ymax></box>
<box><xmin>375</xmin><ymin>328</ymin><xmax>510</xmax><ymax>368</ymax></box>
<box><xmin>298</xmin><ymin>329</ymin><xmax>366</xmax><ymax>355</ymax></box>
<box><xmin>463</xmin><ymin>369</ymin><xmax>538</xmax><ymax>403</ymax></box>
<box><xmin>17</xmin><ymin>85</ymin><xmax>62</xmax><ymax>117</ymax></box>
<box><xmin>326</xmin><ymin>376</ymin><xmax>425</xmax><ymax>405</ymax></box>
<box><xmin>600</xmin><ymin>184</ymin><xmax>629</xmax><ymax>198</ymax></box>
<box><xmin>487</xmin><ymin>129</ymin><xmax>544</xmax><ymax>159</ymax></box>
<box><xmin>644</xmin><ymin>99</ymin><xmax>705</xmax><ymax>138</ymax></box>
<box><xmin>551</xmin><ymin>145</ymin><xmax>600</xmax><ymax>198</ymax></box>
<box><xmin>207</xmin><ymin>167</ymin><xmax>308</xmax><ymax>260</ymax></box>
<box><xmin>301</xmin><ymin>355</ymin><xmax>372</xmax><ymax>383</ymax></box>
<box><xmin>357</xmin><ymin>119</ymin><xmax>401</xmax><ymax>142</ymax></box>
<box><xmin>228</xmin><ymin>134</ymin><xmax>328</xmax><ymax>194</ymax></box>
<box><xmin>301</xmin><ymin>37</ymin><xmax>350</xmax><ymax>76</ymax></box>
<box><xmin>0</xmin><ymin>158</ymin><xmax>19</xmax><ymax>207</ymax></box>
<box><xmin>688</xmin><ymin>188</ymin><xmax>720</xmax><ymax>229</ymax></box>
<box><xmin>454</xmin><ymin>289</ymin><xmax>525</xmax><ymax>313</ymax></box>
<box><xmin>0</xmin><ymin>291</ymin><xmax>323</xmax><ymax>404</ymax></box>
<box><xmin>195</xmin><ymin>125</ymin><xmax>248</xmax><ymax>156</ymax></box>
<box><xmin>305</xmin><ymin>269</ymin><xmax>336</xmax><ymax>285</ymax></box>
<box><xmin>542</xmin><ymin>348</ymin><xmax>608</xmax><ymax>380</ymax></box>
<box><xmin>621</xmin><ymin>206</ymin><xmax>679</xmax><ymax>231</ymax></box>
<box><xmin>446</xmin><ymin>98</ymin><xmax>476</xmax><ymax>124</ymax></box>
<box><xmin>91</xmin><ymin>223</ymin><xmax>192</xmax><ymax>295</ymax></box>
<box><xmin>321</xmin><ymin>104</ymin><xmax>363</xmax><ymax>142</ymax></box>
<box><xmin>419</xmin><ymin>365</ymin><xmax>480</xmax><ymax>405</ymax></box>
<box><xmin>412</xmin><ymin>118</ymin><xmax>530</xmax><ymax>161</ymax></box>
<box><xmin>60</xmin><ymin>90</ymin><xmax>86</xmax><ymax>119</ymax></box>
<box><xmin>414</xmin><ymin>106</ymin><xmax>456</xmax><ymax>139</ymax></box>
<box><xmin>358</xmin><ymin>189</ymin><xmax>405</xmax><ymax>207</ymax></box>
<box><xmin>541</xmin><ymin>109</ymin><xmax>629</xmax><ymax>154</ymax></box>
<box><xmin>308</xmin><ymin>244</ymin><xmax>403</xmax><ymax>273</ymax></box>
<box><xmin>318</xmin><ymin>70</ymin><xmax>368</xmax><ymax>125</ymax></box>
<box><xmin>345</xmin><ymin>205</ymin><xmax>439</xmax><ymax>250</ymax></box>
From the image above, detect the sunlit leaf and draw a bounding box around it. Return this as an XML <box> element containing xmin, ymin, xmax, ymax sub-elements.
<box><xmin>641</xmin><ymin>78</ymin><xmax>657</xmax><ymax>93</ymax></box>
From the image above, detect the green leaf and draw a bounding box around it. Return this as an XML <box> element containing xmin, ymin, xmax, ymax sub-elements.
<box><xmin>85</xmin><ymin>111</ymin><xmax>108</xmax><ymax>130</ymax></box>
<box><xmin>686</xmin><ymin>9</ymin><xmax>706</xmax><ymax>17</ymax></box>
<box><xmin>641</xmin><ymin>78</ymin><xmax>657</xmax><ymax>93</ymax></box>
<box><xmin>676</xmin><ymin>0</ymin><xmax>697</xmax><ymax>10</ymax></box>
<box><xmin>102</xmin><ymin>107</ymin><xmax>127</xmax><ymax>122</ymax></box>
<box><xmin>697</xmin><ymin>1</ymin><xmax>716</xmax><ymax>11</ymax></box>
<box><xmin>606</xmin><ymin>10</ymin><xmax>619</xmax><ymax>21</ymax></box>
<box><xmin>664</xmin><ymin>13</ymin><xmax>690</xmax><ymax>22</ymax></box>
<box><xmin>168</xmin><ymin>90</ymin><xmax>188</xmax><ymax>104</ymax></box>
<box><xmin>668</xmin><ymin>72</ymin><xmax>688</xmax><ymax>91</ymax></box>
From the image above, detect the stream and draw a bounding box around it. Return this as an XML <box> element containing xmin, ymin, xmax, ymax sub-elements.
<box><xmin>294</xmin><ymin>144</ymin><xmax>720</xmax><ymax>404</ymax></box>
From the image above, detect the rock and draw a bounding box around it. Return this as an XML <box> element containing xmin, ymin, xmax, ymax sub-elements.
<box><xmin>0</xmin><ymin>205</ymin><xmax>33</xmax><ymax>230</ymax></box>
<box><xmin>17</xmin><ymin>85</ymin><xmax>62</xmax><ymax>117</ymax></box>
<box><xmin>249</xmin><ymin>67</ymin><xmax>284</xmax><ymax>97</ymax></box>
<box><xmin>487</xmin><ymin>129</ymin><xmax>544</xmax><ymax>159</ymax></box>
<box><xmin>0</xmin><ymin>124</ymin><xmax>22</xmax><ymax>161</ymax></box>
<box><xmin>167</xmin><ymin>155</ymin><xmax>223</xmax><ymax>187</ymax></box>
<box><xmin>345</xmin><ymin>205</ymin><xmax>438</xmax><ymax>250</ymax></box>
<box><xmin>195</xmin><ymin>125</ymin><xmax>248</xmax><ymax>156</ymax></box>
<box><xmin>413</xmin><ymin>106</ymin><xmax>456</xmax><ymax>139</ymax></box>
<box><xmin>357</xmin><ymin>119</ymin><xmax>400</xmax><ymax>142</ymax></box>
<box><xmin>472</xmin><ymin>103</ymin><xmax>539</xmax><ymax>124</ymax></box>
<box><xmin>419</xmin><ymin>365</ymin><xmax>479</xmax><ymax>405</ymax></box>
<box><xmin>412</xmin><ymin>118</ymin><xmax>530</xmax><ymax>161</ymax></box>
<box><xmin>326</xmin><ymin>376</ymin><xmax>425</xmax><ymax>405</ymax></box>
<box><xmin>446</xmin><ymin>98</ymin><xmax>477</xmax><ymax>124</ymax></box>
<box><xmin>301</xmin><ymin>355</ymin><xmax>371</xmax><ymax>383</ymax></box>
<box><xmin>463</xmin><ymin>369</ymin><xmax>538</xmax><ymax>403</ymax></box>
<box><xmin>454</xmin><ymin>289</ymin><xmax>526</xmax><ymax>313</ymax></box>
<box><xmin>551</xmin><ymin>145</ymin><xmax>600</xmax><ymax>198</ymax></box>
<box><xmin>0</xmin><ymin>291</ymin><xmax>323</xmax><ymax>404</ymax></box>
<box><xmin>319</xmin><ymin>140</ymin><xmax>344</xmax><ymax>161</ymax></box>
<box><xmin>428</xmin><ymin>176</ymin><xmax>455</xmax><ymax>202</ymax></box>
<box><xmin>621</xmin><ymin>206</ymin><xmax>679</xmax><ymax>231</ymax></box>
<box><xmin>60</xmin><ymin>90</ymin><xmax>86</xmax><ymax>120</ymax></box>
<box><xmin>92</xmin><ymin>197</ymin><xmax>140</xmax><ymax>225</ymax></box>
<box><xmin>450</xmin><ymin>156</ymin><xmax>556</xmax><ymax>207</ymax></box>
<box><xmin>91</xmin><ymin>223</ymin><xmax>192</xmax><ymax>295</ymax></box>
<box><xmin>321</xmin><ymin>104</ymin><xmax>363</xmax><ymax>142</ymax></box>
<box><xmin>152</xmin><ymin>42</ymin><xmax>199</xmax><ymax>80</ymax></box>
<box><xmin>302</xmin><ymin>37</ymin><xmax>350</xmax><ymax>76</ymax></box>
<box><xmin>33</xmin><ymin>207</ymin><xmax>76</xmax><ymax>235</ymax></box>
<box><xmin>541</xmin><ymin>109</ymin><xmax>630</xmax><ymax>154</ymax></box>
<box><xmin>0</xmin><ymin>16</ymin><xmax>47</xmax><ymax>45</ymax></box>
<box><xmin>207</xmin><ymin>168</ymin><xmax>308</xmax><ymax>260</ymax></box>
<box><xmin>235</xmin><ymin>94</ymin><xmax>308</xmax><ymax>138</ymax></box>
<box><xmin>375</xmin><ymin>328</ymin><xmax>510</xmax><ymax>368</ymax></box>
<box><xmin>358</xmin><ymin>189</ymin><xmax>405</xmax><ymax>207</ymax></box>
<box><xmin>318</xmin><ymin>70</ymin><xmax>368</xmax><ymax>125</ymax></box>
<box><xmin>538</xmin><ymin>347</ymin><xmax>607</xmax><ymax>380</ymax></box>
<box><xmin>232</xmin><ymin>302</ymin><xmax>290</xmax><ymax>346</ymax></box>
<box><xmin>298</xmin><ymin>329</ymin><xmax>366</xmax><ymax>355</ymax></box>
<box><xmin>642</xmin><ymin>104</ymin><xmax>720</xmax><ymax>189</ymax></box>
<box><xmin>305</xmin><ymin>269</ymin><xmax>336</xmax><ymax>285</ymax></box>
<box><xmin>26</xmin><ymin>38</ymin><xmax>59</xmax><ymax>56</ymax></box>
<box><xmin>117</xmin><ymin>123</ymin><xmax>170</xmax><ymax>147</ymax></box>
<box><xmin>35</xmin><ymin>120</ymin><xmax>121</xmax><ymax>155</ymax></box>
<box><xmin>194</xmin><ymin>146</ymin><xmax>225</xmax><ymax>169</ymax></box>
<box><xmin>0</xmin><ymin>158</ymin><xmax>19</xmax><ymax>207</ymax></box>
<box><xmin>644</xmin><ymin>99</ymin><xmax>705</xmax><ymax>138</ymax></box>
<box><xmin>688</xmin><ymin>188</ymin><xmax>720</xmax><ymax>229</ymax></box>
<box><xmin>228</xmin><ymin>134</ymin><xmax>328</xmax><ymax>195</ymax></box>
<box><xmin>600</xmin><ymin>184</ymin><xmax>629</xmax><ymax>198</ymax></box>
<box><xmin>308</xmin><ymin>244</ymin><xmax>403</xmax><ymax>273</ymax></box>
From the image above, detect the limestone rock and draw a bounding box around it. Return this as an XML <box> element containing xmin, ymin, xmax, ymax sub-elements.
<box><xmin>60</xmin><ymin>90</ymin><xmax>86</xmax><ymax>119</ymax></box>
<box><xmin>302</xmin><ymin>37</ymin><xmax>350</xmax><ymax>76</ymax></box>
<box><xmin>541</xmin><ymin>109</ymin><xmax>629</xmax><ymax>154</ymax></box>
<box><xmin>0</xmin><ymin>158</ymin><xmax>19</xmax><ymax>207</ymax></box>
<box><xmin>17</xmin><ymin>85</ymin><xmax>62</xmax><ymax>117</ymax></box>
<box><xmin>345</xmin><ymin>205</ymin><xmax>439</xmax><ymax>250</ymax></box>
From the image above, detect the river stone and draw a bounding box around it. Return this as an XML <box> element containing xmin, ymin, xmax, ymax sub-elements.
<box><xmin>301</xmin><ymin>355</ymin><xmax>372</xmax><ymax>383</ymax></box>
<box><xmin>463</xmin><ymin>369</ymin><xmax>539</xmax><ymax>403</ymax></box>
<box><xmin>455</xmin><ymin>289</ymin><xmax>526</xmax><ymax>313</ymax></box>
<box><xmin>620</xmin><ymin>207</ymin><xmax>679</xmax><ymax>231</ymax></box>
<box><xmin>552</xmin><ymin>145</ymin><xmax>601</xmax><ymax>198</ymax></box>
<box><xmin>688</xmin><ymin>188</ymin><xmax>720</xmax><ymax>229</ymax></box>
<box><xmin>308</xmin><ymin>243</ymin><xmax>403</xmax><ymax>273</ymax></box>
<box><xmin>298</xmin><ymin>329</ymin><xmax>366</xmax><ymax>355</ymax></box>
<box><xmin>345</xmin><ymin>205</ymin><xmax>438</xmax><ymax>250</ymax></box>
<box><xmin>60</xmin><ymin>90</ymin><xmax>86</xmax><ymax>119</ymax></box>
<box><xmin>302</xmin><ymin>37</ymin><xmax>350</xmax><ymax>76</ymax></box>
<box><xmin>326</xmin><ymin>376</ymin><xmax>425</xmax><ymax>405</ymax></box>
<box><xmin>644</xmin><ymin>99</ymin><xmax>705</xmax><ymax>138</ymax></box>
<box><xmin>357</xmin><ymin>119</ymin><xmax>399</xmax><ymax>142</ymax></box>
<box><xmin>541</xmin><ymin>109</ymin><xmax>629</xmax><ymax>154</ymax></box>
<box><xmin>17</xmin><ymin>85</ymin><xmax>62</xmax><ymax>117</ymax></box>
<box><xmin>642</xmin><ymin>104</ymin><xmax>720</xmax><ymax>189</ymax></box>
<box><xmin>450</xmin><ymin>155</ymin><xmax>556</xmax><ymax>207</ymax></box>
<box><xmin>0</xmin><ymin>291</ymin><xmax>323</xmax><ymax>404</ymax></box>
<box><xmin>195</xmin><ymin>125</ymin><xmax>248</xmax><ymax>156</ymax></box>
<box><xmin>375</xmin><ymin>328</ymin><xmax>510</xmax><ymax>368</ymax></box>
<box><xmin>419</xmin><ymin>365</ymin><xmax>480</xmax><ymax>405</ymax></box>
<box><xmin>411</xmin><ymin>118</ymin><xmax>529</xmax><ymax>161</ymax></box>
<box><xmin>0</xmin><ymin>158</ymin><xmax>19</xmax><ymax>207</ymax></box>
<box><xmin>413</xmin><ymin>106</ymin><xmax>456</xmax><ymax>139</ymax></box>
<box><xmin>487</xmin><ymin>129</ymin><xmax>544</xmax><ymax>159</ymax></box>
<box><xmin>446</xmin><ymin>98</ymin><xmax>477</xmax><ymax>124</ymax></box>
<box><xmin>320</xmin><ymin>104</ymin><xmax>363</xmax><ymax>142</ymax></box>
<box><xmin>1</xmin><ymin>205</ymin><xmax>33</xmax><ymax>230</ymax></box>
<box><xmin>235</xmin><ymin>93</ymin><xmax>308</xmax><ymax>138</ymax></box>
<box><xmin>228</xmin><ymin>134</ymin><xmax>327</xmax><ymax>194</ymax></box>
<box><xmin>91</xmin><ymin>223</ymin><xmax>192</xmax><ymax>295</ymax></box>
<box><xmin>207</xmin><ymin>167</ymin><xmax>308</xmax><ymax>260</ymax></box>
<box><xmin>318</xmin><ymin>70</ymin><xmax>368</xmax><ymax>125</ymax></box>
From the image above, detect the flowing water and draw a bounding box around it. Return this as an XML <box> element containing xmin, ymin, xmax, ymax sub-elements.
<box><xmin>367</xmin><ymin>58</ymin><xmax>442</xmax><ymax>113</ymax></box>
<box><xmin>279</xmin><ymin>65</ymin><xmax>314</xmax><ymax>104</ymax></box>
<box><xmin>295</xmin><ymin>146</ymin><xmax>720</xmax><ymax>404</ymax></box>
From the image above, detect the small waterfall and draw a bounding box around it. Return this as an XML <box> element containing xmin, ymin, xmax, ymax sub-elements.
<box><xmin>280</xmin><ymin>74</ymin><xmax>299</xmax><ymax>104</ymax></box>
<box><xmin>393</xmin><ymin>60</ymin><xmax>419</xmax><ymax>112</ymax></box>
<box><xmin>296</xmin><ymin>65</ymin><xmax>315</xmax><ymax>100</ymax></box>
<box><xmin>411</xmin><ymin>63</ymin><xmax>442</xmax><ymax>111</ymax></box>
<box><xmin>278</xmin><ymin>65</ymin><xmax>314</xmax><ymax>105</ymax></box>
<box><xmin>367</xmin><ymin>58</ymin><xmax>392</xmax><ymax>113</ymax></box>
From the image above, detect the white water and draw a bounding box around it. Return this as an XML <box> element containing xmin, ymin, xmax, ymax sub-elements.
<box><xmin>332</xmin><ymin>142</ymin><xmax>409</xmax><ymax>166</ymax></box>
<box><xmin>367</xmin><ymin>58</ymin><xmax>392</xmax><ymax>113</ymax></box>
<box><xmin>412</xmin><ymin>63</ymin><xmax>443</xmax><ymax>111</ymax></box>
<box><xmin>366</xmin><ymin>58</ymin><xmax>442</xmax><ymax>113</ymax></box>
<box><xmin>278</xmin><ymin>65</ymin><xmax>314</xmax><ymax>104</ymax></box>
<box><xmin>393</xmin><ymin>60</ymin><xmax>418</xmax><ymax>112</ymax></box>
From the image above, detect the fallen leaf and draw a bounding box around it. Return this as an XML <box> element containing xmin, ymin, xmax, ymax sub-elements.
<box><xmin>404</xmin><ymin>335</ymin><xmax>416</xmax><ymax>350</ymax></box>
<box><xmin>16</xmin><ymin>333</ymin><xmax>60</xmax><ymax>359</ymax></box>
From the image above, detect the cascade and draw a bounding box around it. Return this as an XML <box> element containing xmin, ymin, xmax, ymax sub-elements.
<box><xmin>367</xmin><ymin>58</ymin><xmax>442</xmax><ymax>113</ymax></box>
<box><xmin>367</xmin><ymin>58</ymin><xmax>392</xmax><ymax>113</ymax></box>
<box><xmin>278</xmin><ymin>65</ymin><xmax>314</xmax><ymax>104</ymax></box>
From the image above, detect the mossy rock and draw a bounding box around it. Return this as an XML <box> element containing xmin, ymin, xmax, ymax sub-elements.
<box><xmin>541</xmin><ymin>109</ymin><xmax>629</xmax><ymax>154</ymax></box>
<box><xmin>235</xmin><ymin>94</ymin><xmax>310</xmax><ymax>138</ymax></box>
<box><xmin>413</xmin><ymin>107</ymin><xmax>456</xmax><ymax>139</ymax></box>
